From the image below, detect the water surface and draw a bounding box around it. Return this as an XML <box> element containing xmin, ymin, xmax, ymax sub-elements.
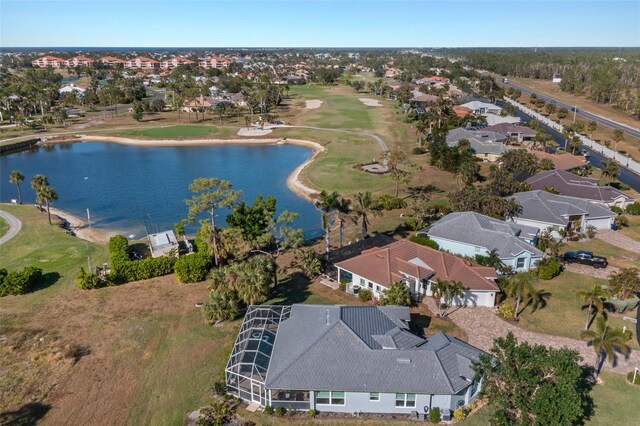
<box><xmin>1</xmin><ymin>141</ymin><xmax>322</xmax><ymax>239</ymax></box>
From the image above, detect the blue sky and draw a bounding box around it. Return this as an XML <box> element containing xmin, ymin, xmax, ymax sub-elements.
<box><xmin>1</xmin><ymin>0</ymin><xmax>639</xmax><ymax>47</ymax></box>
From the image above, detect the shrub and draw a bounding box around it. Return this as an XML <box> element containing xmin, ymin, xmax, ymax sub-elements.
<box><xmin>610</xmin><ymin>206</ymin><xmax>624</xmax><ymax>214</ymax></box>
<box><xmin>615</xmin><ymin>215</ymin><xmax>629</xmax><ymax>229</ymax></box>
<box><xmin>203</xmin><ymin>289</ymin><xmax>241</xmax><ymax>323</ymax></box>
<box><xmin>274</xmin><ymin>407</ymin><xmax>285</xmax><ymax>416</ymax></box>
<box><xmin>297</xmin><ymin>247</ymin><xmax>322</xmax><ymax>278</ymax></box>
<box><xmin>537</xmin><ymin>258</ymin><xmax>563</xmax><ymax>280</ymax></box>
<box><xmin>377</xmin><ymin>193</ymin><xmax>407</xmax><ymax>210</ymax></box>
<box><xmin>107</xmin><ymin>235</ymin><xmax>176</xmax><ymax>284</ymax></box>
<box><xmin>263</xmin><ymin>406</ymin><xmax>274</xmax><ymax>415</ymax></box>
<box><xmin>339</xmin><ymin>279</ymin><xmax>347</xmax><ymax>291</ymax></box>
<box><xmin>380</xmin><ymin>282</ymin><xmax>411</xmax><ymax>306</ymax></box>
<box><xmin>77</xmin><ymin>267</ymin><xmax>105</xmax><ymax>290</ymax></box>
<box><xmin>358</xmin><ymin>289</ymin><xmax>373</xmax><ymax>302</ymax></box>
<box><xmin>412</xmin><ymin>147</ymin><xmax>426</xmax><ymax>155</ymax></box>
<box><xmin>497</xmin><ymin>303</ymin><xmax>516</xmax><ymax>321</ymax></box>
<box><xmin>408</xmin><ymin>235</ymin><xmax>439</xmax><ymax>250</ymax></box>
<box><xmin>404</xmin><ymin>217</ymin><xmax>425</xmax><ymax>231</ymax></box>
<box><xmin>429</xmin><ymin>407</ymin><xmax>441</xmax><ymax>423</ymax></box>
<box><xmin>0</xmin><ymin>266</ymin><xmax>43</xmax><ymax>297</ymax></box>
<box><xmin>453</xmin><ymin>406</ymin><xmax>470</xmax><ymax>421</ymax></box>
<box><xmin>174</xmin><ymin>252</ymin><xmax>213</xmax><ymax>283</ymax></box>
<box><xmin>308</xmin><ymin>409</ymin><xmax>317</xmax><ymax>417</ymax></box>
<box><xmin>213</xmin><ymin>380</ymin><xmax>227</xmax><ymax>396</ymax></box>
<box><xmin>627</xmin><ymin>371</ymin><xmax>640</xmax><ymax>385</ymax></box>
<box><xmin>626</xmin><ymin>202</ymin><xmax>640</xmax><ymax>215</ymax></box>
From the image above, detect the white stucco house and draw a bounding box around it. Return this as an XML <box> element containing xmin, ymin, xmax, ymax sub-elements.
<box><xmin>419</xmin><ymin>212</ymin><xmax>544</xmax><ymax>272</ymax></box>
<box><xmin>510</xmin><ymin>190</ymin><xmax>616</xmax><ymax>237</ymax></box>
<box><xmin>335</xmin><ymin>240</ymin><xmax>500</xmax><ymax>308</ymax></box>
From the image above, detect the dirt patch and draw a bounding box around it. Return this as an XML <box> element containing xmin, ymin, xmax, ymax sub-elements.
<box><xmin>359</xmin><ymin>98</ymin><xmax>382</xmax><ymax>107</ymax></box>
<box><xmin>305</xmin><ymin>99</ymin><xmax>323</xmax><ymax>109</ymax></box>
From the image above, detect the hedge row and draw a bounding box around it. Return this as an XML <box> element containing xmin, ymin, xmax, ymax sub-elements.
<box><xmin>174</xmin><ymin>252</ymin><xmax>214</xmax><ymax>283</ymax></box>
<box><xmin>0</xmin><ymin>266</ymin><xmax>43</xmax><ymax>297</ymax></box>
<box><xmin>108</xmin><ymin>235</ymin><xmax>176</xmax><ymax>284</ymax></box>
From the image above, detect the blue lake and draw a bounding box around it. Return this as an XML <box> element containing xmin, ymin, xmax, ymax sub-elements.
<box><xmin>1</xmin><ymin>142</ymin><xmax>323</xmax><ymax>239</ymax></box>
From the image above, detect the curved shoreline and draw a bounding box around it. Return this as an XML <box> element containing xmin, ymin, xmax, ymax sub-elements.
<box><xmin>43</xmin><ymin>135</ymin><xmax>325</xmax><ymax>203</ymax></box>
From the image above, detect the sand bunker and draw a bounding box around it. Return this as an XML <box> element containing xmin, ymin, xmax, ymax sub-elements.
<box><xmin>359</xmin><ymin>98</ymin><xmax>382</xmax><ymax>107</ymax></box>
<box><xmin>237</xmin><ymin>127</ymin><xmax>273</xmax><ymax>136</ymax></box>
<box><xmin>305</xmin><ymin>99</ymin><xmax>323</xmax><ymax>109</ymax></box>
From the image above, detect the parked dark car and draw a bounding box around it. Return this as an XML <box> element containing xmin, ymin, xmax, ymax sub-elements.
<box><xmin>562</xmin><ymin>251</ymin><xmax>608</xmax><ymax>268</ymax></box>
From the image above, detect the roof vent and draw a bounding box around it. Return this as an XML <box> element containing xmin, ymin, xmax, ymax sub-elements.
<box><xmin>396</xmin><ymin>358</ymin><xmax>411</xmax><ymax>364</ymax></box>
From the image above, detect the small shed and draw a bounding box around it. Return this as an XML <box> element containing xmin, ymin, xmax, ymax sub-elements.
<box><xmin>148</xmin><ymin>230</ymin><xmax>179</xmax><ymax>258</ymax></box>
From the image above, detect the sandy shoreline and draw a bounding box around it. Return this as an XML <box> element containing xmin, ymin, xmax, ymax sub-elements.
<box><xmin>37</xmin><ymin>135</ymin><xmax>325</xmax><ymax>244</ymax></box>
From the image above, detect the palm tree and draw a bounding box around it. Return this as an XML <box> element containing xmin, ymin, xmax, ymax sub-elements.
<box><xmin>37</xmin><ymin>185</ymin><xmax>58</xmax><ymax>225</ymax></box>
<box><xmin>335</xmin><ymin>197</ymin><xmax>352</xmax><ymax>248</ymax></box>
<box><xmin>380</xmin><ymin>282</ymin><xmax>411</xmax><ymax>306</ymax></box>
<box><xmin>503</xmin><ymin>272</ymin><xmax>536</xmax><ymax>319</ymax></box>
<box><xmin>31</xmin><ymin>174</ymin><xmax>49</xmax><ymax>211</ymax></box>
<box><xmin>234</xmin><ymin>255</ymin><xmax>275</xmax><ymax>306</ymax></box>
<box><xmin>580</xmin><ymin>316</ymin><xmax>632</xmax><ymax>379</ymax></box>
<box><xmin>430</xmin><ymin>279</ymin><xmax>466</xmax><ymax>317</ymax></box>
<box><xmin>577</xmin><ymin>285</ymin><xmax>608</xmax><ymax>331</ymax></box>
<box><xmin>315</xmin><ymin>190</ymin><xmax>340</xmax><ymax>254</ymax></box>
<box><xmin>352</xmin><ymin>192</ymin><xmax>382</xmax><ymax>240</ymax></box>
<box><xmin>9</xmin><ymin>170</ymin><xmax>24</xmax><ymax>204</ymax></box>
<box><xmin>601</xmin><ymin>159</ymin><xmax>619</xmax><ymax>185</ymax></box>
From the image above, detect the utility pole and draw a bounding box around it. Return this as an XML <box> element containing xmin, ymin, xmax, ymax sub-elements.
<box><xmin>572</xmin><ymin>105</ymin><xmax>577</xmax><ymax>123</ymax></box>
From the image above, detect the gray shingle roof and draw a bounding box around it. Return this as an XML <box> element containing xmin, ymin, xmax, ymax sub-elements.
<box><xmin>446</xmin><ymin>127</ymin><xmax>507</xmax><ymax>155</ymax></box>
<box><xmin>422</xmin><ymin>212</ymin><xmax>543</xmax><ymax>259</ymax></box>
<box><xmin>511</xmin><ymin>190</ymin><xmax>616</xmax><ymax>226</ymax></box>
<box><xmin>264</xmin><ymin>305</ymin><xmax>484</xmax><ymax>394</ymax></box>
<box><xmin>525</xmin><ymin>170</ymin><xmax>634</xmax><ymax>204</ymax></box>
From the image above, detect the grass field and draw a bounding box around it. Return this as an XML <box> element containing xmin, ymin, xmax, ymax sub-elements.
<box><xmin>512</xmin><ymin>272</ymin><xmax>639</xmax><ymax>351</ymax></box>
<box><xmin>103</xmin><ymin>124</ymin><xmax>238</xmax><ymax>140</ymax></box>
<box><xmin>0</xmin><ymin>216</ymin><xmax>7</xmax><ymax>238</ymax></box>
<box><xmin>619</xmin><ymin>215</ymin><xmax>640</xmax><ymax>241</ymax></box>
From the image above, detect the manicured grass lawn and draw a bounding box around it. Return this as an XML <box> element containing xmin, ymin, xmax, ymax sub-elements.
<box><xmin>512</xmin><ymin>272</ymin><xmax>639</xmax><ymax>350</ymax></box>
<box><xmin>107</xmin><ymin>125</ymin><xmax>238</xmax><ymax>140</ymax></box>
<box><xmin>564</xmin><ymin>238</ymin><xmax>640</xmax><ymax>269</ymax></box>
<box><xmin>0</xmin><ymin>215</ymin><xmax>7</xmax><ymax>238</ymax></box>
<box><xmin>619</xmin><ymin>215</ymin><xmax>640</xmax><ymax>242</ymax></box>
<box><xmin>0</xmin><ymin>204</ymin><xmax>108</xmax><ymax>307</ymax></box>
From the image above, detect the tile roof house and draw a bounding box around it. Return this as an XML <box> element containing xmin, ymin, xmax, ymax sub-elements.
<box><xmin>533</xmin><ymin>151</ymin><xmax>586</xmax><ymax>171</ymax></box>
<box><xmin>419</xmin><ymin>212</ymin><xmax>544</xmax><ymax>272</ymax></box>
<box><xmin>66</xmin><ymin>56</ymin><xmax>94</xmax><ymax>67</ymax></box>
<box><xmin>160</xmin><ymin>56</ymin><xmax>195</xmax><ymax>69</ymax></box>
<box><xmin>99</xmin><ymin>56</ymin><xmax>127</xmax><ymax>66</ymax></box>
<box><xmin>510</xmin><ymin>190</ymin><xmax>616</xmax><ymax>237</ymax></box>
<box><xmin>31</xmin><ymin>55</ymin><xmax>66</xmax><ymax>68</ymax></box>
<box><xmin>525</xmin><ymin>169</ymin><xmax>634</xmax><ymax>208</ymax></box>
<box><xmin>226</xmin><ymin>304</ymin><xmax>485</xmax><ymax>414</ymax></box>
<box><xmin>453</xmin><ymin>105</ymin><xmax>472</xmax><ymax>118</ymax></box>
<box><xmin>125</xmin><ymin>56</ymin><xmax>160</xmax><ymax>69</ymax></box>
<box><xmin>335</xmin><ymin>240</ymin><xmax>499</xmax><ymax>307</ymax></box>
<box><xmin>484</xmin><ymin>123</ymin><xmax>537</xmax><ymax>142</ymax></box>
<box><xmin>446</xmin><ymin>127</ymin><xmax>508</xmax><ymax>162</ymax></box>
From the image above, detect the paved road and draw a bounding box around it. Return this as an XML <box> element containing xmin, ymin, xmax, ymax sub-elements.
<box><xmin>0</xmin><ymin>210</ymin><xmax>22</xmax><ymax>245</ymax></box>
<box><xmin>502</xmin><ymin>80</ymin><xmax>640</xmax><ymax>139</ymax></box>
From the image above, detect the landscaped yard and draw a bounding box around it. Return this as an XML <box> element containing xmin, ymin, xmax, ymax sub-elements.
<box><xmin>564</xmin><ymin>238</ymin><xmax>640</xmax><ymax>269</ymax></box>
<box><xmin>511</xmin><ymin>271</ymin><xmax>639</xmax><ymax>351</ymax></box>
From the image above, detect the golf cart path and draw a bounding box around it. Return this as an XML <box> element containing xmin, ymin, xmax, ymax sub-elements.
<box><xmin>0</xmin><ymin>210</ymin><xmax>22</xmax><ymax>245</ymax></box>
<box><xmin>422</xmin><ymin>298</ymin><xmax>639</xmax><ymax>375</ymax></box>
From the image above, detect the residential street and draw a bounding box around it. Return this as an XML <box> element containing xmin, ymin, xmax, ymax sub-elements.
<box><xmin>502</xmin><ymin>80</ymin><xmax>640</xmax><ymax>139</ymax></box>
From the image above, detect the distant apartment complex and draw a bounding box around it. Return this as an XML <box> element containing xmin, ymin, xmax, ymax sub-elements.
<box><xmin>32</xmin><ymin>55</ymin><xmax>233</xmax><ymax>70</ymax></box>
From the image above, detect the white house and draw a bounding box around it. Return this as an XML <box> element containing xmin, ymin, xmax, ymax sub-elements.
<box><xmin>419</xmin><ymin>212</ymin><xmax>544</xmax><ymax>272</ymax></box>
<box><xmin>510</xmin><ymin>190</ymin><xmax>616</xmax><ymax>237</ymax></box>
<box><xmin>335</xmin><ymin>240</ymin><xmax>500</xmax><ymax>307</ymax></box>
<box><xmin>459</xmin><ymin>100</ymin><xmax>502</xmax><ymax>115</ymax></box>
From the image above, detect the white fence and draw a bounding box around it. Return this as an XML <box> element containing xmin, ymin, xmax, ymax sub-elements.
<box><xmin>503</xmin><ymin>97</ymin><xmax>640</xmax><ymax>175</ymax></box>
